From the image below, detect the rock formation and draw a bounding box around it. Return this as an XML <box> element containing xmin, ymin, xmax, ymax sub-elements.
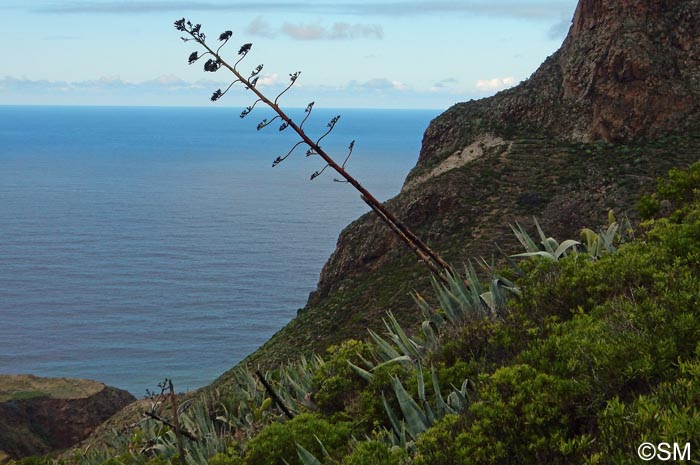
<box><xmin>0</xmin><ymin>375</ymin><xmax>135</xmax><ymax>460</ymax></box>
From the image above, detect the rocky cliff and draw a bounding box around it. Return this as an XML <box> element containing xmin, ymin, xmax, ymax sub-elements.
<box><xmin>220</xmin><ymin>0</ymin><xmax>700</xmax><ymax>375</ymax></box>
<box><xmin>0</xmin><ymin>375</ymin><xmax>135</xmax><ymax>460</ymax></box>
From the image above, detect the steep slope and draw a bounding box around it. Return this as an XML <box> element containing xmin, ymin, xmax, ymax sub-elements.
<box><xmin>220</xmin><ymin>0</ymin><xmax>700</xmax><ymax>376</ymax></box>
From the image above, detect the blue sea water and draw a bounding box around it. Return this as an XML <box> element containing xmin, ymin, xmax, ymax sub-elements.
<box><xmin>0</xmin><ymin>105</ymin><xmax>438</xmax><ymax>395</ymax></box>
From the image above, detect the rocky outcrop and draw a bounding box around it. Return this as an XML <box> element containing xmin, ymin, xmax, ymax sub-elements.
<box><xmin>416</xmin><ymin>0</ymin><xmax>700</xmax><ymax>173</ymax></box>
<box><xmin>0</xmin><ymin>375</ymin><xmax>135</xmax><ymax>460</ymax></box>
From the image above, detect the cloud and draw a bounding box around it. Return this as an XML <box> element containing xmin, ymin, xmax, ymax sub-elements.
<box><xmin>429</xmin><ymin>78</ymin><xmax>464</xmax><ymax>94</ymax></box>
<box><xmin>431</xmin><ymin>78</ymin><xmax>458</xmax><ymax>89</ymax></box>
<box><xmin>475</xmin><ymin>76</ymin><xmax>516</xmax><ymax>92</ymax></box>
<box><xmin>1</xmin><ymin>75</ymin><xmax>199</xmax><ymax>92</ymax></box>
<box><xmin>34</xmin><ymin>1</ymin><xmax>576</xmax><ymax>19</ymax></box>
<box><xmin>245</xmin><ymin>17</ymin><xmax>382</xmax><ymax>41</ymax></box>
<box><xmin>282</xmin><ymin>22</ymin><xmax>383</xmax><ymax>40</ymax></box>
<box><xmin>349</xmin><ymin>78</ymin><xmax>408</xmax><ymax>91</ymax></box>
<box><xmin>245</xmin><ymin>16</ymin><xmax>276</xmax><ymax>39</ymax></box>
<box><xmin>257</xmin><ymin>73</ymin><xmax>279</xmax><ymax>87</ymax></box>
<box><xmin>547</xmin><ymin>17</ymin><xmax>572</xmax><ymax>40</ymax></box>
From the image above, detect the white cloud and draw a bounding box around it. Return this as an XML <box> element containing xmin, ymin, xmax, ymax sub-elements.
<box><xmin>245</xmin><ymin>17</ymin><xmax>383</xmax><ymax>41</ymax></box>
<box><xmin>257</xmin><ymin>73</ymin><xmax>279</xmax><ymax>87</ymax></box>
<box><xmin>281</xmin><ymin>22</ymin><xmax>382</xmax><ymax>40</ymax></box>
<box><xmin>475</xmin><ymin>76</ymin><xmax>516</xmax><ymax>92</ymax></box>
<box><xmin>245</xmin><ymin>16</ymin><xmax>276</xmax><ymax>38</ymax></box>
<box><xmin>348</xmin><ymin>78</ymin><xmax>408</xmax><ymax>91</ymax></box>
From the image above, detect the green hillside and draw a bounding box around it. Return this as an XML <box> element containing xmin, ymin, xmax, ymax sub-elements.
<box><xmin>12</xmin><ymin>161</ymin><xmax>700</xmax><ymax>465</ymax></box>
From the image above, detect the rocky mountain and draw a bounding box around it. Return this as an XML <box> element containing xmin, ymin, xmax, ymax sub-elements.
<box><xmin>0</xmin><ymin>375</ymin><xmax>135</xmax><ymax>460</ymax></box>
<box><xmin>213</xmin><ymin>0</ymin><xmax>700</xmax><ymax>377</ymax></box>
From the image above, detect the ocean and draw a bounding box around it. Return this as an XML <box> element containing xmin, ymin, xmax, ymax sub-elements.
<box><xmin>0</xmin><ymin>105</ymin><xmax>438</xmax><ymax>396</ymax></box>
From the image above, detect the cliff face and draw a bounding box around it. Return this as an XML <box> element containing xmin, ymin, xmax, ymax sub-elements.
<box><xmin>0</xmin><ymin>375</ymin><xmax>135</xmax><ymax>460</ymax></box>
<box><xmin>417</xmin><ymin>0</ymin><xmax>700</xmax><ymax>171</ymax></box>
<box><xmin>226</xmin><ymin>0</ymin><xmax>700</xmax><ymax>372</ymax></box>
<box><xmin>310</xmin><ymin>0</ymin><xmax>700</xmax><ymax>307</ymax></box>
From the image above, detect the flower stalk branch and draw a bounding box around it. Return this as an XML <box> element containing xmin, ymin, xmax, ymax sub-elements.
<box><xmin>174</xmin><ymin>18</ymin><xmax>452</xmax><ymax>283</ymax></box>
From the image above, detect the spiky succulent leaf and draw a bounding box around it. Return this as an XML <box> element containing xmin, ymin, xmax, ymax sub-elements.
<box><xmin>391</xmin><ymin>376</ymin><xmax>429</xmax><ymax>439</ymax></box>
<box><xmin>348</xmin><ymin>360</ymin><xmax>374</xmax><ymax>382</ymax></box>
<box><xmin>554</xmin><ymin>239</ymin><xmax>580</xmax><ymax>258</ymax></box>
<box><xmin>296</xmin><ymin>443</ymin><xmax>323</xmax><ymax>465</ymax></box>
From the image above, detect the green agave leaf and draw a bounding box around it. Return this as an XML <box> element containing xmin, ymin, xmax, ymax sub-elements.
<box><xmin>534</xmin><ymin>218</ymin><xmax>558</xmax><ymax>254</ymax></box>
<box><xmin>384</xmin><ymin>311</ymin><xmax>422</xmax><ymax>359</ymax></box>
<box><xmin>284</xmin><ymin>371</ymin><xmax>308</xmax><ymax>398</ymax></box>
<box><xmin>602</xmin><ymin>222</ymin><xmax>619</xmax><ymax>251</ymax></box>
<box><xmin>416</xmin><ymin>361</ymin><xmax>426</xmax><ymax>403</ymax></box>
<box><xmin>391</xmin><ymin>376</ymin><xmax>429</xmax><ymax>439</ymax></box>
<box><xmin>348</xmin><ymin>360</ymin><xmax>374</xmax><ymax>382</ymax></box>
<box><xmin>511</xmin><ymin>250</ymin><xmax>557</xmax><ymax>261</ymax></box>
<box><xmin>554</xmin><ymin>239</ymin><xmax>580</xmax><ymax>258</ymax></box>
<box><xmin>356</xmin><ymin>351</ymin><xmax>376</xmax><ymax>370</ymax></box>
<box><xmin>372</xmin><ymin>355</ymin><xmax>413</xmax><ymax>370</ymax></box>
<box><xmin>510</xmin><ymin>221</ymin><xmax>539</xmax><ymax>253</ymax></box>
<box><xmin>420</xmin><ymin>320</ymin><xmax>440</xmax><ymax>350</ymax></box>
<box><xmin>399</xmin><ymin>421</ymin><xmax>409</xmax><ymax>450</ymax></box>
<box><xmin>314</xmin><ymin>434</ymin><xmax>331</xmax><ymax>458</ymax></box>
<box><xmin>296</xmin><ymin>443</ymin><xmax>323</xmax><ymax>465</ymax></box>
<box><xmin>368</xmin><ymin>328</ymin><xmax>402</xmax><ymax>361</ymax></box>
<box><xmin>464</xmin><ymin>261</ymin><xmax>484</xmax><ymax>298</ymax></box>
<box><xmin>431</xmin><ymin>365</ymin><xmax>455</xmax><ymax>416</ymax></box>
<box><xmin>543</xmin><ymin>237</ymin><xmax>559</xmax><ymax>254</ymax></box>
<box><xmin>480</xmin><ymin>291</ymin><xmax>496</xmax><ymax>312</ymax></box>
<box><xmin>382</xmin><ymin>392</ymin><xmax>403</xmax><ymax>440</ymax></box>
<box><xmin>447</xmin><ymin>378</ymin><xmax>471</xmax><ymax>411</ymax></box>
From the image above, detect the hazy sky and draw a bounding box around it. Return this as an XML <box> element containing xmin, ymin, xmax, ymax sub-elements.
<box><xmin>1</xmin><ymin>0</ymin><xmax>577</xmax><ymax>109</ymax></box>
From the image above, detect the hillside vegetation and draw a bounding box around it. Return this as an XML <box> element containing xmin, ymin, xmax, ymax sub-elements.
<box><xmin>11</xmin><ymin>162</ymin><xmax>700</xmax><ymax>465</ymax></box>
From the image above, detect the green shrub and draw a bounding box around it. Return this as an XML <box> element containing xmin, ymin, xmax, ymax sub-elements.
<box><xmin>312</xmin><ymin>340</ymin><xmax>373</xmax><ymax>415</ymax></box>
<box><xmin>208</xmin><ymin>452</ymin><xmax>244</xmax><ymax>465</ymax></box>
<box><xmin>596</xmin><ymin>356</ymin><xmax>700</xmax><ymax>464</ymax></box>
<box><xmin>413</xmin><ymin>414</ymin><xmax>464</xmax><ymax>465</ymax></box>
<box><xmin>456</xmin><ymin>364</ymin><xmax>586</xmax><ymax>465</ymax></box>
<box><xmin>341</xmin><ymin>441</ymin><xmax>407</xmax><ymax>465</ymax></box>
<box><xmin>243</xmin><ymin>414</ymin><xmax>352</xmax><ymax>465</ymax></box>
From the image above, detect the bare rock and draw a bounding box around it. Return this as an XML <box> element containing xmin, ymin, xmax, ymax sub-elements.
<box><xmin>0</xmin><ymin>375</ymin><xmax>135</xmax><ymax>460</ymax></box>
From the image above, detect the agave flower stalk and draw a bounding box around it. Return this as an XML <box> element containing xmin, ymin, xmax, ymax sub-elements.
<box><xmin>174</xmin><ymin>19</ymin><xmax>451</xmax><ymax>283</ymax></box>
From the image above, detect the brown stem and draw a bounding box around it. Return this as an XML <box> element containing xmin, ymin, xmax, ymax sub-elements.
<box><xmin>192</xmin><ymin>32</ymin><xmax>452</xmax><ymax>281</ymax></box>
<box><xmin>169</xmin><ymin>380</ymin><xmax>188</xmax><ymax>465</ymax></box>
<box><xmin>255</xmin><ymin>370</ymin><xmax>294</xmax><ymax>419</ymax></box>
<box><xmin>144</xmin><ymin>411</ymin><xmax>200</xmax><ymax>442</ymax></box>
<box><xmin>361</xmin><ymin>196</ymin><xmax>448</xmax><ymax>283</ymax></box>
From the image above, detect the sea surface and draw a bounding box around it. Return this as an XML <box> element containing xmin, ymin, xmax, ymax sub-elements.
<box><xmin>0</xmin><ymin>105</ymin><xmax>438</xmax><ymax>395</ymax></box>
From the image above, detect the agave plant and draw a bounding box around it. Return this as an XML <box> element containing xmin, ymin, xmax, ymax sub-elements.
<box><xmin>512</xmin><ymin>212</ymin><xmax>632</xmax><ymax>262</ymax></box>
<box><xmin>381</xmin><ymin>363</ymin><xmax>470</xmax><ymax>449</ymax></box>
<box><xmin>414</xmin><ymin>261</ymin><xmax>518</xmax><ymax>332</ymax></box>
<box><xmin>579</xmin><ymin>210</ymin><xmax>634</xmax><ymax>258</ymax></box>
<box><xmin>510</xmin><ymin>218</ymin><xmax>581</xmax><ymax>261</ymax></box>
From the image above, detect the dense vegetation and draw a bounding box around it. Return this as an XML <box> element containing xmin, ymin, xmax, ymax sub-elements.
<box><xmin>11</xmin><ymin>162</ymin><xmax>700</xmax><ymax>465</ymax></box>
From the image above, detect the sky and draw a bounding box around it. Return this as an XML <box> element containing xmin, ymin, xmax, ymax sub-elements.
<box><xmin>0</xmin><ymin>1</ymin><xmax>578</xmax><ymax>109</ymax></box>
